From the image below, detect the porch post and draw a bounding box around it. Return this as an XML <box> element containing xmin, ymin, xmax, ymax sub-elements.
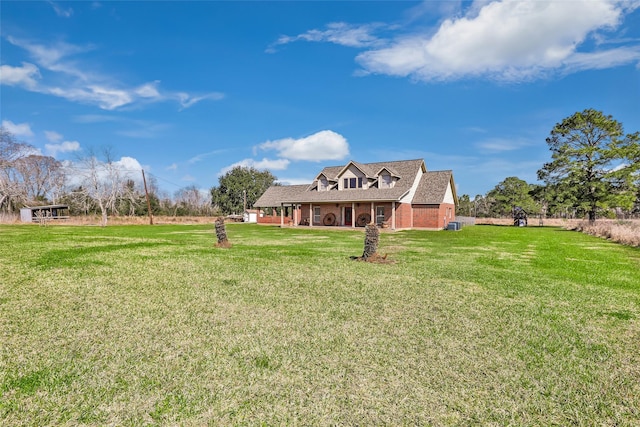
<box><xmin>392</xmin><ymin>201</ymin><xmax>396</xmax><ymax>230</ymax></box>
<box><xmin>351</xmin><ymin>202</ymin><xmax>355</xmax><ymax>228</ymax></box>
<box><xmin>309</xmin><ymin>203</ymin><xmax>313</xmax><ymax>227</ymax></box>
<box><xmin>370</xmin><ymin>202</ymin><xmax>374</xmax><ymax>225</ymax></box>
<box><xmin>280</xmin><ymin>203</ymin><xmax>284</xmax><ymax>227</ymax></box>
<box><xmin>293</xmin><ymin>204</ymin><xmax>298</xmax><ymax>226</ymax></box>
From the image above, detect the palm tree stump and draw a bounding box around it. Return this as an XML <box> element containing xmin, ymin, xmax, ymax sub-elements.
<box><xmin>362</xmin><ymin>222</ymin><xmax>379</xmax><ymax>259</ymax></box>
<box><xmin>214</xmin><ymin>217</ymin><xmax>231</xmax><ymax>248</ymax></box>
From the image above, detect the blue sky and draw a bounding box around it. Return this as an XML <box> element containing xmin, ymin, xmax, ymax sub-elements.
<box><xmin>2</xmin><ymin>0</ymin><xmax>639</xmax><ymax>198</ymax></box>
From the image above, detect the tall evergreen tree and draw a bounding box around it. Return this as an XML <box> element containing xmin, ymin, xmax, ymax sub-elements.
<box><xmin>537</xmin><ymin>109</ymin><xmax>639</xmax><ymax>222</ymax></box>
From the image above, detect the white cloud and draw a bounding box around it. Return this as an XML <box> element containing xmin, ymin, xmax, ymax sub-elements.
<box><xmin>1</xmin><ymin>120</ymin><xmax>34</xmax><ymax>138</ymax></box>
<box><xmin>475</xmin><ymin>137</ymin><xmax>533</xmax><ymax>153</ymax></box>
<box><xmin>4</xmin><ymin>36</ymin><xmax>224</xmax><ymax>110</ymax></box>
<box><xmin>135</xmin><ymin>81</ymin><xmax>161</xmax><ymax>98</ymax></box>
<box><xmin>45</xmin><ymin>140</ymin><xmax>81</xmax><ymax>157</ymax></box>
<box><xmin>276</xmin><ymin>177</ymin><xmax>316</xmax><ymax>185</ymax></box>
<box><xmin>188</xmin><ymin>149</ymin><xmax>229</xmax><ymax>164</ymax></box>
<box><xmin>0</xmin><ymin>62</ymin><xmax>41</xmax><ymax>88</ymax></box>
<box><xmin>7</xmin><ymin>36</ymin><xmax>92</xmax><ymax>78</ymax></box>
<box><xmin>44</xmin><ymin>130</ymin><xmax>63</xmax><ymax>142</ymax></box>
<box><xmin>47</xmin><ymin>85</ymin><xmax>133</xmax><ymax>110</ymax></box>
<box><xmin>251</xmin><ymin>158</ymin><xmax>290</xmax><ymax>170</ymax></box>
<box><xmin>176</xmin><ymin>92</ymin><xmax>225</xmax><ymax>109</ymax></box>
<box><xmin>48</xmin><ymin>1</ymin><xmax>73</xmax><ymax>18</ymax></box>
<box><xmin>220</xmin><ymin>158</ymin><xmax>291</xmax><ymax>175</ymax></box>
<box><xmin>166</xmin><ymin>163</ymin><xmax>178</xmax><ymax>171</ymax></box>
<box><xmin>63</xmin><ymin>156</ymin><xmax>145</xmax><ymax>188</ymax></box>
<box><xmin>561</xmin><ymin>45</ymin><xmax>640</xmax><ymax>73</ymax></box>
<box><xmin>258</xmin><ymin>130</ymin><xmax>350</xmax><ymax>161</ymax></box>
<box><xmin>269</xmin><ymin>22</ymin><xmax>387</xmax><ymax>52</ymax></box>
<box><xmin>114</xmin><ymin>156</ymin><xmax>143</xmax><ymax>172</ymax></box>
<box><xmin>355</xmin><ymin>0</ymin><xmax>640</xmax><ymax>82</ymax></box>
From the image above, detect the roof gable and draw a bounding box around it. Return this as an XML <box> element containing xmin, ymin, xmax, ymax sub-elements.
<box><xmin>412</xmin><ymin>170</ymin><xmax>457</xmax><ymax>205</ymax></box>
<box><xmin>375</xmin><ymin>166</ymin><xmax>401</xmax><ymax>178</ymax></box>
<box><xmin>335</xmin><ymin>160</ymin><xmax>372</xmax><ymax>180</ymax></box>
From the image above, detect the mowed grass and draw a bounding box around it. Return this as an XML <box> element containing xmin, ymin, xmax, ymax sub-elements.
<box><xmin>1</xmin><ymin>223</ymin><xmax>639</xmax><ymax>426</ymax></box>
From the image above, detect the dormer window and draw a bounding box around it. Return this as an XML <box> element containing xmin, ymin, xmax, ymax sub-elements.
<box><xmin>380</xmin><ymin>172</ymin><xmax>394</xmax><ymax>188</ymax></box>
<box><xmin>318</xmin><ymin>177</ymin><xmax>328</xmax><ymax>191</ymax></box>
<box><xmin>343</xmin><ymin>177</ymin><xmax>363</xmax><ymax>189</ymax></box>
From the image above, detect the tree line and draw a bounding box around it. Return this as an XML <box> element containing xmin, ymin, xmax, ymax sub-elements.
<box><xmin>456</xmin><ymin>109</ymin><xmax>640</xmax><ymax>221</ymax></box>
<box><xmin>3</xmin><ymin>109</ymin><xmax>637</xmax><ymax>225</ymax></box>
<box><xmin>0</xmin><ymin>128</ymin><xmax>220</xmax><ymax>225</ymax></box>
<box><xmin>1</xmin><ymin>123</ymin><xmax>277</xmax><ymax>225</ymax></box>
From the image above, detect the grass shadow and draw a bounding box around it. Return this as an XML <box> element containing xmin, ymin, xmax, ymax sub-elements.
<box><xmin>34</xmin><ymin>242</ymin><xmax>165</xmax><ymax>269</ymax></box>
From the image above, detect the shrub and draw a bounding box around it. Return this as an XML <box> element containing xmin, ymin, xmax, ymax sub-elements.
<box><xmin>567</xmin><ymin>220</ymin><xmax>640</xmax><ymax>247</ymax></box>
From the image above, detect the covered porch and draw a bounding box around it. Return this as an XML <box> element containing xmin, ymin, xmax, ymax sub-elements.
<box><xmin>261</xmin><ymin>201</ymin><xmax>399</xmax><ymax>230</ymax></box>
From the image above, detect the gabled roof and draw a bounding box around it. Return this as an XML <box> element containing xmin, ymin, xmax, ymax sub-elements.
<box><xmin>255</xmin><ymin>159</ymin><xmax>442</xmax><ymax>206</ymax></box>
<box><xmin>332</xmin><ymin>160</ymin><xmax>374</xmax><ymax>180</ymax></box>
<box><xmin>412</xmin><ymin>170</ymin><xmax>457</xmax><ymax>205</ymax></box>
<box><xmin>313</xmin><ymin>171</ymin><xmax>336</xmax><ymax>182</ymax></box>
<box><xmin>374</xmin><ymin>166</ymin><xmax>400</xmax><ymax>178</ymax></box>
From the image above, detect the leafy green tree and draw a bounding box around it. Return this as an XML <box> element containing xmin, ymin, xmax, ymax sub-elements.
<box><xmin>530</xmin><ymin>182</ymin><xmax>573</xmax><ymax>218</ymax></box>
<box><xmin>537</xmin><ymin>109</ymin><xmax>639</xmax><ymax>222</ymax></box>
<box><xmin>211</xmin><ymin>166</ymin><xmax>278</xmax><ymax>215</ymax></box>
<box><xmin>487</xmin><ymin>176</ymin><xmax>537</xmax><ymax>217</ymax></box>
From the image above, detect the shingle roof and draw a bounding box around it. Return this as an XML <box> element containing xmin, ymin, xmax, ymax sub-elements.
<box><xmin>254</xmin><ymin>185</ymin><xmax>309</xmax><ymax>207</ymax></box>
<box><xmin>411</xmin><ymin>170</ymin><xmax>455</xmax><ymax>204</ymax></box>
<box><xmin>254</xmin><ymin>159</ymin><xmax>453</xmax><ymax>207</ymax></box>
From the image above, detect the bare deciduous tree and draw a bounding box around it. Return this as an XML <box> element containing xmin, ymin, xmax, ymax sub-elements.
<box><xmin>1</xmin><ymin>127</ymin><xmax>63</xmax><ymax>212</ymax></box>
<box><xmin>72</xmin><ymin>149</ymin><xmax>132</xmax><ymax>226</ymax></box>
<box><xmin>174</xmin><ymin>185</ymin><xmax>213</xmax><ymax>216</ymax></box>
<box><xmin>13</xmin><ymin>155</ymin><xmax>64</xmax><ymax>204</ymax></box>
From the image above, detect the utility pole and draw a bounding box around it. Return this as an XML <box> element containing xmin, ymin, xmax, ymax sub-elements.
<box><xmin>243</xmin><ymin>189</ymin><xmax>247</xmax><ymax>212</ymax></box>
<box><xmin>142</xmin><ymin>169</ymin><xmax>154</xmax><ymax>225</ymax></box>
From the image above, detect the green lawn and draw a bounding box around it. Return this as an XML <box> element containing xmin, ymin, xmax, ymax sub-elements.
<box><xmin>1</xmin><ymin>223</ymin><xmax>639</xmax><ymax>426</ymax></box>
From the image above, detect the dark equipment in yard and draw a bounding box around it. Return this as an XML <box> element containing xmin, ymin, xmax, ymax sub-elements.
<box><xmin>513</xmin><ymin>207</ymin><xmax>528</xmax><ymax>227</ymax></box>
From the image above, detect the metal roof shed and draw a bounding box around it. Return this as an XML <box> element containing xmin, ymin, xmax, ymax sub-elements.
<box><xmin>20</xmin><ymin>205</ymin><xmax>70</xmax><ymax>223</ymax></box>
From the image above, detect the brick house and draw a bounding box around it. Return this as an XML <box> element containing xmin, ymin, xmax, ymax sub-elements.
<box><xmin>254</xmin><ymin>159</ymin><xmax>457</xmax><ymax>230</ymax></box>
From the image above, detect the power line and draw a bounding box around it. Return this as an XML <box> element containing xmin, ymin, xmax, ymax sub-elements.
<box><xmin>144</xmin><ymin>171</ymin><xmax>186</xmax><ymax>190</ymax></box>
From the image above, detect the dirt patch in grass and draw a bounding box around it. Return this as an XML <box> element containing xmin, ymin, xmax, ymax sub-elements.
<box><xmin>349</xmin><ymin>252</ymin><xmax>395</xmax><ymax>264</ymax></box>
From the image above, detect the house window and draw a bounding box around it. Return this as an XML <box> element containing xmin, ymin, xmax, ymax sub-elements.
<box><xmin>314</xmin><ymin>207</ymin><xmax>321</xmax><ymax>223</ymax></box>
<box><xmin>380</xmin><ymin>173</ymin><xmax>393</xmax><ymax>188</ymax></box>
<box><xmin>343</xmin><ymin>177</ymin><xmax>363</xmax><ymax>189</ymax></box>
<box><xmin>318</xmin><ymin>177</ymin><xmax>328</xmax><ymax>191</ymax></box>
<box><xmin>376</xmin><ymin>206</ymin><xmax>385</xmax><ymax>225</ymax></box>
